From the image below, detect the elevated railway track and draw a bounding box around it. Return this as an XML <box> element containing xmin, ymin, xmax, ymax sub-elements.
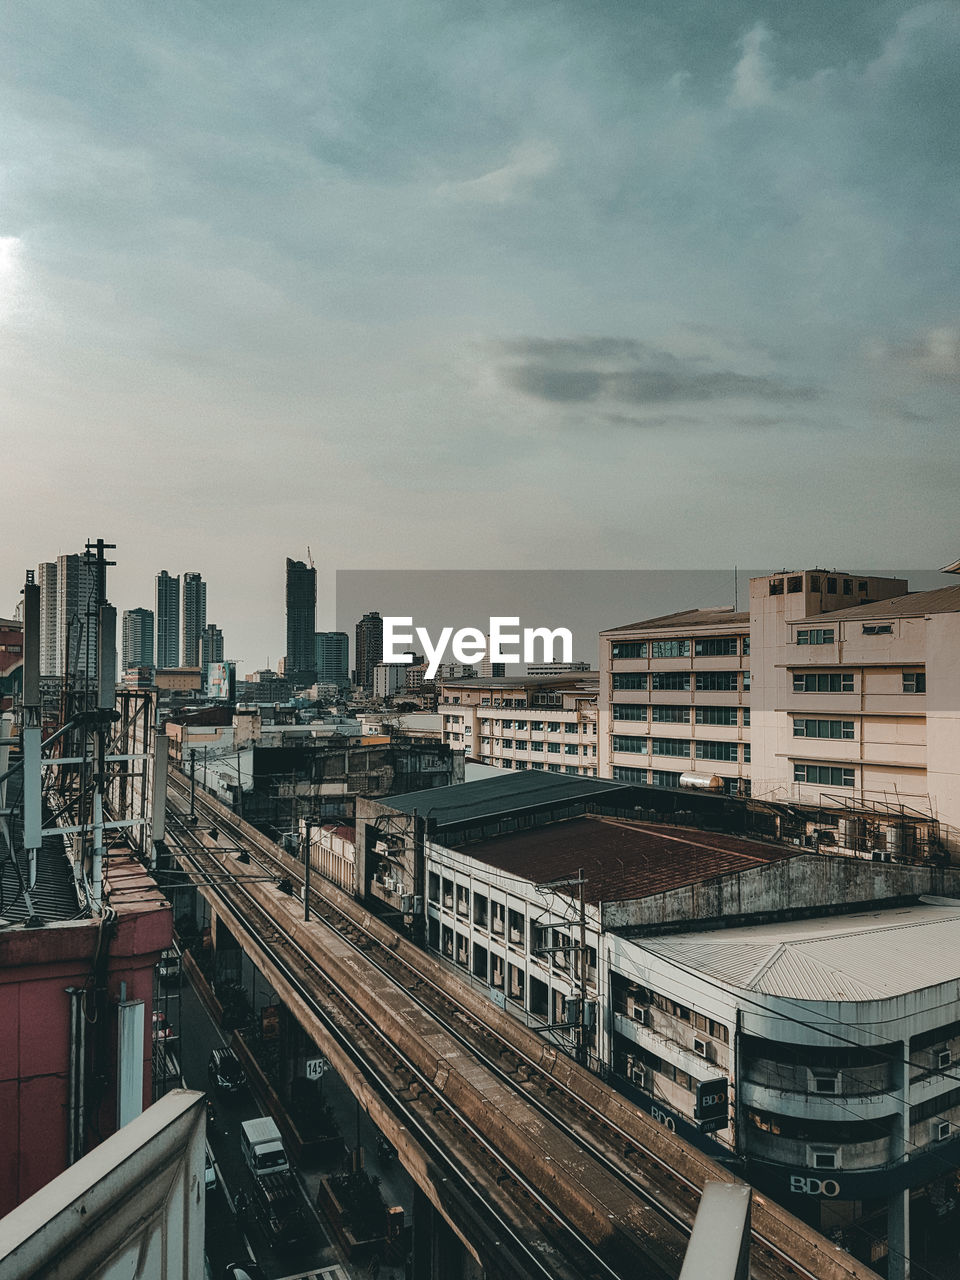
<box><xmin>164</xmin><ymin>771</ymin><xmax>874</xmax><ymax>1280</ymax></box>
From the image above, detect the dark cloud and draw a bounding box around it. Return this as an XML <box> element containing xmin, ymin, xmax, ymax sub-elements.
<box><xmin>494</xmin><ymin>336</ymin><xmax>818</xmax><ymax>407</ymax></box>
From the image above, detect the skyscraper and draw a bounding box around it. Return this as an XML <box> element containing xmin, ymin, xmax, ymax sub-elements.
<box><xmin>56</xmin><ymin>553</ymin><xmax>99</xmax><ymax>678</ymax></box>
<box><xmin>122</xmin><ymin>608</ymin><xmax>155</xmax><ymax>670</ymax></box>
<box><xmin>155</xmin><ymin>571</ymin><xmax>180</xmax><ymax>668</ymax></box>
<box><xmin>182</xmin><ymin>572</ymin><xmax>207</xmax><ymax>667</ymax></box>
<box><xmin>315</xmin><ymin>631</ymin><xmax>349</xmax><ymax>686</ymax></box>
<box><xmin>285</xmin><ymin>558</ymin><xmax>317</xmax><ymax>682</ymax></box>
<box><xmin>38</xmin><ymin>562</ymin><xmax>58</xmax><ymax>677</ymax></box>
<box><xmin>354</xmin><ymin>611</ymin><xmax>383</xmax><ymax>690</ymax></box>
<box><xmin>200</xmin><ymin>623</ymin><xmax>224</xmax><ymax>668</ymax></box>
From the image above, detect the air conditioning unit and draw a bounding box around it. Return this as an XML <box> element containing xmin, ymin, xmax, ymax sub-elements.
<box><xmin>938</xmin><ymin>1049</ymin><xmax>952</xmax><ymax>1070</ymax></box>
<box><xmin>635</xmin><ymin>1007</ymin><xmax>647</xmax><ymax>1026</ymax></box>
<box><xmin>693</xmin><ymin>1037</ymin><xmax>708</xmax><ymax>1058</ymax></box>
<box><xmin>625</xmin><ymin>1056</ymin><xmax>646</xmax><ymax>1088</ymax></box>
<box><xmin>811</xmin><ymin>1149</ymin><xmax>838</xmax><ymax>1170</ymax></box>
<box><xmin>937</xmin><ymin>1121</ymin><xmax>952</xmax><ymax>1142</ymax></box>
<box><xmin>401</xmin><ymin>894</ymin><xmax>414</xmax><ymax>913</ymax></box>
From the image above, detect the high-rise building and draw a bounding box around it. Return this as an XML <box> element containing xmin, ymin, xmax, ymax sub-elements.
<box><xmin>355</xmin><ymin>611</ymin><xmax>383</xmax><ymax>690</ymax></box>
<box><xmin>38</xmin><ymin>562</ymin><xmax>58</xmax><ymax>676</ymax></box>
<box><xmin>285</xmin><ymin>558</ymin><xmax>317</xmax><ymax>682</ymax></box>
<box><xmin>181</xmin><ymin>572</ymin><xmax>207</xmax><ymax>667</ymax></box>
<box><xmin>122</xmin><ymin>608</ymin><xmax>155</xmax><ymax>671</ymax></box>
<box><xmin>56</xmin><ymin>553</ymin><xmax>99</xmax><ymax>678</ymax></box>
<box><xmin>315</xmin><ymin>631</ymin><xmax>349</xmax><ymax>686</ymax></box>
<box><xmin>155</xmin><ymin>571</ymin><xmax>180</xmax><ymax>668</ymax></box>
<box><xmin>200</xmin><ymin>623</ymin><xmax>224</xmax><ymax>668</ymax></box>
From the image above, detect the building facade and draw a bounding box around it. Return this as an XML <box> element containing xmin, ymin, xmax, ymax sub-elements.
<box><xmin>155</xmin><ymin>570</ymin><xmax>180</xmax><ymax>669</ymax></box>
<box><xmin>181</xmin><ymin>571</ymin><xmax>207</xmax><ymax>668</ymax></box>
<box><xmin>439</xmin><ymin>673</ymin><xmax>599</xmax><ymax>777</ymax></box>
<box><xmin>121</xmin><ymin>607</ymin><xmax>155</xmax><ymax>671</ymax></box>
<box><xmin>56</xmin><ymin>552</ymin><xmax>99</xmax><ymax>678</ymax></box>
<box><xmin>285</xmin><ymin>558</ymin><xmax>316</xmax><ymax>682</ymax></box>
<box><xmin>200</xmin><ymin>622</ymin><xmax>223</xmax><ymax>668</ymax></box>
<box><xmin>354</xmin><ymin>610</ymin><xmax>383</xmax><ymax>690</ymax></box>
<box><xmin>315</xmin><ymin>631</ymin><xmax>349</xmax><ymax>686</ymax></box>
<box><xmin>598</xmin><ymin>608</ymin><xmax>751</xmax><ymax>796</ymax></box>
<box><xmin>38</xmin><ymin>561</ymin><xmax>57</xmax><ymax>676</ymax></box>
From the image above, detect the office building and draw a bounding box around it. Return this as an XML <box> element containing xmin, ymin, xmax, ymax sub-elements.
<box><xmin>373</xmin><ymin>662</ymin><xmax>406</xmax><ymax>699</ymax></box>
<box><xmin>315</xmin><ymin>631</ymin><xmax>350</xmax><ymax>686</ymax></box>
<box><xmin>285</xmin><ymin>558</ymin><xmax>317</xmax><ymax>683</ymax></box>
<box><xmin>155</xmin><ymin>571</ymin><xmax>180</xmax><ymax>669</ymax></box>
<box><xmin>38</xmin><ymin>562</ymin><xmax>57</xmax><ymax>676</ymax></box>
<box><xmin>200</xmin><ymin>622</ymin><xmax>224</xmax><ymax>668</ymax></box>
<box><xmin>439</xmin><ymin>672</ymin><xmax>598</xmax><ymax>775</ymax></box>
<box><xmin>598</xmin><ymin>607</ymin><xmax>751</xmax><ymax>796</ymax></box>
<box><xmin>56</xmin><ymin>552</ymin><xmax>99</xmax><ymax>678</ymax></box>
<box><xmin>122</xmin><ymin>608</ymin><xmax>154</xmax><ymax>671</ymax></box>
<box><xmin>354</xmin><ymin>610</ymin><xmax>383</xmax><ymax>690</ymax></box>
<box><xmin>181</xmin><ymin>571</ymin><xmax>207</xmax><ymax>667</ymax></box>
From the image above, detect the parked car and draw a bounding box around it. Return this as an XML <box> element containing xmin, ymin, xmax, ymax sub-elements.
<box><xmin>204</xmin><ymin>1143</ymin><xmax>217</xmax><ymax>1194</ymax></box>
<box><xmin>208</xmin><ymin>1046</ymin><xmax>246</xmax><ymax>1095</ymax></box>
<box><xmin>250</xmin><ymin>1170</ymin><xmax>305</xmax><ymax>1245</ymax></box>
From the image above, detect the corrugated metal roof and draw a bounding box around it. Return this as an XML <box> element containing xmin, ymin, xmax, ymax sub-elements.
<box><xmin>637</xmin><ymin>902</ymin><xmax>960</xmax><ymax>1002</ymax></box>
<box><xmin>802</xmin><ymin>584</ymin><xmax>960</xmax><ymax>624</ymax></box>
<box><xmin>382</xmin><ymin>770</ymin><xmax>628</xmax><ymax>826</ymax></box>
<box><xmin>602</xmin><ymin>609</ymin><xmax>749</xmax><ymax>634</ymax></box>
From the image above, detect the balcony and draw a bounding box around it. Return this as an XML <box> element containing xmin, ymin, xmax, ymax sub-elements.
<box><xmin>743</xmin><ymin>1127</ymin><xmax>894</xmax><ymax>1171</ymax></box>
<box><xmin>740</xmin><ymin>1079</ymin><xmax>896</xmax><ymax>1123</ymax></box>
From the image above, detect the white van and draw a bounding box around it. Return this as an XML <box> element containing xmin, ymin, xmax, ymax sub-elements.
<box><xmin>240</xmin><ymin>1116</ymin><xmax>289</xmax><ymax>1177</ymax></box>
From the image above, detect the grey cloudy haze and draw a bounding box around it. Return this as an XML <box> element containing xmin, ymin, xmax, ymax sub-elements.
<box><xmin>1</xmin><ymin>1</ymin><xmax>958</xmax><ymax>665</ymax></box>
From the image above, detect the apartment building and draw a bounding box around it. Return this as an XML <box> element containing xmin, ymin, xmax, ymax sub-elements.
<box><xmin>438</xmin><ymin>673</ymin><xmax>599</xmax><ymax>777</ymax></box>
<box><xmin>750</xmin><ymin>571</ymin><xmax>960</xmax><ymax>855</ymax></box>
<box><xmin>598</xmin><ymin>608</ymin><xmax>751</xmax><ymax>795</ymax></box>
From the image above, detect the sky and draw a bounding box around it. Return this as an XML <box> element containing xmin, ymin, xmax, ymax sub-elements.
<box><xmin>1</xmin><ymin>1</ymin><xmax>958</xmax><ymax>666</ymax></box>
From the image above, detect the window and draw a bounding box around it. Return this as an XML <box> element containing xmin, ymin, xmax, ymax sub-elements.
<box><xmin>742</xmin><ymin>636</ymin><xmax>750</xmax><ymax>655</ymax></box>
<box><xmin>842</xmin><ymin>579</ymin><xmax>853</xmax><ymax>595</ymax></box>
<box><xmin>903</xmin><ymin>671</ymin><xmax>926</xmax><ymax>694</ymax></box>
<box><xmin>742</xmin><ymin>743</ymin><xmax>751</xmax><ymax>763</ymax></box>
<box><xmin>612</xmin><ymin>703</ymin><xmax>648</xmax><ymax>720</ymax></box>
<box><xmin>613</xmin><ymin>765</ymin><xmax>648</xmax><ymax>782</ymax></box>
<box><xmin>787</xmin><ymin>575</ymin><xmax>803</xmax><ymax>593</ymax></box>
<box><xmin>473</xmin><ymin>942</ymin><xmax>488</xmax><ymax>981</ymax></box>
<box><xmin>742</xmin><ymin>707</ymin><xmax>751</xmax><ymax>726</ymax></box>
<box><xmin>564</xmin><ymin>743</ymin><xmax>579</xmax><ymax>755</ymax></box>
<box><xmin>812</xmin><ymin>1150</ymin><xmax>838</xmax><ymax>1170</ymax></box>
<box><xmin>548</xmin><ymin>763</ymin><xmax>562</xmax><ymax>772</ymax></box>
<box><xmin>507</xmin><ymin>909</ymin><xmax>525</xmax><ymax>948</ymax></box>
<box><xmin>743</xmin><ymin>670</ymin><xmax>750</xmax><ymax>691</ymax></box>
<box><xmin>613</xmin><ymin>672</ymin><xmax>648</xmax><ymax>691</ymax></box>
<box><xmin>611</xmin><ymin>641</ymin><xmax>648</xmax><ymax>659</ymax></box>
<box><xmin>695</xmin><ymin>705</ymin><xmax>737</xmax><ymax>725</ymax></box>
<box><xmin>810</xmin><ymin>575</ymin><xmax>821</xmax><ymax>592</ymax></box>
<box><xmin>473</xmin><ymin>893</ymin><xmax>488</xmax><ymax>928</ymax></box>
<box><xmin>565</xmin><ymin>722</ymin><xmax>578</xmax><ymax>733</ymax></box>
<box><xmin>490</xmin><ymin>955</ymin><xmax>504</xmax><ymax>991</ymax></box>
<box><xmin>514</xmin><ymin>740</ymin><xmax>527</xmax><ymax>751</ymax></box>
<box><xmin>796</xmin><ymin>629</ymin><xmax>835</xmax><ymax>645</ymax></box>
<box><xmin>456</xmin><ymin>884</ymin><xmax>470</xmax><ymax>917</ymax></box>
<box><xmin>500</xmin><ymin>738</ymin><xmax>513</xmax><ymax>749</ymax></box>
<box><xmin>651</xmin><ymin>770</ymin><xmax>681</xmax><ymax>787</ymax></box>
<box><xmin>442</xmin><ymin>877</ymin><xmax>454</xmax><ymax>908</ymax></box>
<box><xmin>650</xmin><ymin>639</ymin><xmax>691</xmax><ymax>658</ymax></box>
<box><xmin>793</xmin><ymin>672</ymin><xmax>854</xmax><ymax>693</ymax></box>
<box><xmin>428</xmin><ymin>871</ymin><xmax>440</xmax><ymax>903</ymax></box>
<box><xmin>652</xmin><ymin>738</ymin><xmax>691</xmax><ymax>757</ymax></box>
<box><xmin>547</xmin><ymin>742</ymin><xmax>561</xmax><ymax>754</ymax></box>
<box><xmin>529</xmin><ymin>720</ymin><xmax>544</xmax><ymax>731</ymax></box>
<box><xmin>456</xmin><ymin>933</ymin><xmax>469</xmax><ymax>967</ymax></box>
<box><xmin>695</xmin><ymin>740</ymin><xmax>738</xmax><ymax>761</ymax></box>
<box><xmin>694</xmin><ymin>637</ymin><xmax>739</xmax><ymax>656</ymax></box>
<box><xmin>612</xmin><ymin>735</ymin><xmax>647</xmax><ymax>754</ymax></box>
<box><xmin>826</xmin><ymin>577</ymin><xmax>837</xmax><ymax>594</ymax></box>
<box><xmin>491</xmin><ymin>901</ymin><xmax>505</xmax><ymax>936</ymax></box>
<box><xmin>441</xmin><ymin>925</ymin><xmax>453</xmax><ymax>958</ymax></box>
<box><xmin>501</xmin><ymin>719</ymin><xmax>513</xmax><ymax>729</ymax></box>
<box><xmin>652</xmin><ymin>705</ymin><xmax>690</xmax><ymax>723</ymax></box>
<box><xmin>793</xmin><ymin>718</ymin><xmax>854</xmax><ymax>739</ymax></box>
<box><xmin>794</xmin><ymin>763</ymin><xmax>856</xmax><ymax>787</ymax></box>
<box><xmin>651</xmin><ymin>672</ymin><xmax>691</xmax><ymax>691</ymax></box>
<box><xmin>695</xmin><ymin>671</ymin><xmax>738</xmax><ymax>691</ymax></box>
<box><xmin>530</xmin><ymin>741</ymin><xmax>543</xmax><ymax>752</ymax></box>
<box><xmin>862</xmin><ymin>624</ymin><xmax>893</xmax><ymax>635</ymax></box>
<box><xmin>769</xmin><ymin>579</ymin><xmax>784</xmax><ymax>595</ymax></box>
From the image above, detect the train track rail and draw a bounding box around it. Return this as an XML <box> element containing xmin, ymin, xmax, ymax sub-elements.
<box><xmin>165</xmin><ymin>773</ymin><xmax>874</xmax><ymax>1280</ymax></box>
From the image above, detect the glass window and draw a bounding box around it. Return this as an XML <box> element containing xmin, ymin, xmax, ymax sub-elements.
<box><xmin>652</xmin><ymin>705</ymin><xmax>690</xmax><ymax>723</ymax></box>
<box><xmin>613</xmin><ymin>765</ymin><xmax>648</xmax><ymax>782</ymax></box>
<box><xmin>651</xmin><ymin>770</ymin><xmax>681</xmax><ymax>788</ymax></box>
<box><xmin>564</xmin><ymin>743</ymin><xmax>579</xmax><ymax>755</ymax></box>
<box><xmin>793</xmin><ymin>672</ymin><xmax>854</xmax><ymax>693</ymax></box>
<box><xmin>903</xmin><ymin>671</ymin><xmax>926</xmax><ymax>694</ymax></box>
<box><xmin>612</xmin><ymin>735</ymin><xmax>647</xmax><ymax>754</ymax></box>
<box><xmin>650</xmin><ymin>639</ymin><xmax>691</xmax><ymax>658</ymax></box>
<box><xmin>651</xmin><ymin>672</ymin><xmax>691</xmax><ymax>691</ymax></box>
<box><xmin>612</xmin><ymin>672</ymin><xmax>648</xmax><ymax>691</ymax></box>
<box><xmin>695</xmin><ymin>671</ymin><xmax>738</xmax><ymax>691</ymax></box>
<box><xmin>694</xmin><ymin>706</ymin><xmax>737</xmax><ymax>725</ymax></box>
<box><xmin>547</xmin><ymin>742</ymin><xmax>561</xmax><ymax>753</ymax></box>
<box><xmin>793</xmin><ymin>764</ymin><xmax>856</xmax><ymax>787</ymax></box>
<box><xmin>651</xmin><ymin>738</ymin><xmax>691</xmax><ymax>757</ymax></box>
<box><xmin>769</xmin><ymin>579</ymin><xmax>784</xmax><ymax>595</ymax></box>
<box><xmin>612</xmin><ymin>703</ymin><xmax>648</xmax><ymax>720</ymax></box>
<box><xmin>695</xmin><ymin>740</ymin><xmax>737</xmax><ymax>761</ymax></box>
<box><xmin>611</xmin><ymin>641</ymin><xmax>648</xmax><ymax>659</ymax></box>
<box><xmin>792</xmin><ymin>719</ymin><xmax>855</xmax><ymax>739</ymax></box>
<box><xmin>694</xmin><ymin>637</ymin><xmax>739</xmax><ymax>656</ymax></box>
<box><xmin>796</xmin><ymin>628</ymin><xmax>835</xmax><ymax>645</ymax></box>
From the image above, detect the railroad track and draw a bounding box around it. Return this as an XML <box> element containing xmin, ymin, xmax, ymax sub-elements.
<box><xmin>164</xmin><ymin>773</ymin><xmax>873</xmax><ymax>1280</ymax></box>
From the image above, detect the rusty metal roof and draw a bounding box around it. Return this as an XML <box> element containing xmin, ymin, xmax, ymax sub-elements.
<box><xmin>456</xmin><ymin>814</ymin><xmax>798</xmax><ymax>906</ymax></box>
<box><xmin>602</xmin><ymin>608</ymin><xmax>749</xmax><ymax>635</ymax></box>
<box><xmin>802</xmin><ymin>584</ymin><xmax>960</xmax><ymax>623</ymax></box>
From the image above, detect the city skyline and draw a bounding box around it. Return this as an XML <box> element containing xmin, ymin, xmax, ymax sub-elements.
<box><xmin>1</xmin><ymin>2</ymin><xmax>958</xmax><ymax>664</ymax></box>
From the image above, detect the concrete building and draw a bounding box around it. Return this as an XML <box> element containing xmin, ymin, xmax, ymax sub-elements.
<box><xmin>0</xmin><ymin>617</ymin><xmax>23</xmax><ymax>711</ymax></box>
<box><xmin>749</xmin><ymin>571</ymin><xmax>960</xmax><ymax>856</ymax></box>
<box><xmin>38</xmin><ymin>561</ymin><xmax>57</xmax><ymax>676</ymax></box>
<box><xmin>315</xmin><ymin>631</ymin><xmax>349</xmax><ymax>686</ymax></box>
<box><xmin>199</xmin><ymin>622</ymin><xmax>223</xmax><ymax>669</ymax></box>
<box><xmin>598</xmin><ymin>608</ymin><xmax>751</xmax><ymax>796</ymax></box>
<box><xmin>373</xmin><ymin>662</ymin><xmax>406</xmax><ymax>699</ymax></box>
<box><xmin>355</xmin><ymin>611</ymin><xmax>383</xmax><ymax>690</ymax></box>
<box><xmin>285</xmin><ymin>558</ymin><xmax>316</xmax><ymax>683</ymax></box>
<box><xmin>56</xmin><ymin>552</ymin><xmax>99</xmax><ymax>678</ymax></box>
<box><xmin>122</xmin><ymin>607</ymin><xmax>154</xmax><ymax>671</ymax></box>
<box><xmin>438</xmin><ymin>673</ymin><xmax>599</xmax><ymax>777</ymax></box>
<box><xmin>155</xmin><ymin>571</ymin><xmax>179</xmax><ymax>669</ymax></box>
<box><xmin>526</xmin><ymin>660</ymin><xmax>592</xmax><ymax>677</ymax></box>
<box><xmin>180</xmin><ymin>572</ymin><xmax>206</xmax><ymax>668</ymax></box>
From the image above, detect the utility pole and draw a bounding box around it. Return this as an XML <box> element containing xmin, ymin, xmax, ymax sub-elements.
<box><xmin>236</xmin><ymin>749</ymin><xmax>244</xmax><ymax>820</ymax></box>
<box><xmin>303</xmin><ymin>819</ymin><xmax>311</xmax><ymax>923</ymax></box>
<box><xmin>577</xmin><ymin>865</ymin><xmax>588</xmax><ymax>1067</ymax></box>
<box><xmin>189</xmin><ymin>749</ymin><xmax>196</xmax><ymax>817</ymax></box>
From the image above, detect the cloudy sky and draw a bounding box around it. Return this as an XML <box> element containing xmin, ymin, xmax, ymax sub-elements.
<box><xmin>1</xmin><ymin>1</ymin><xmax>958</xmax><ymax>665</ymax></box>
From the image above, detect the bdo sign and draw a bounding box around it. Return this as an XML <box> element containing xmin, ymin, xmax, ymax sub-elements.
<box><xmin>695</xmin><ymin>1077</ymin><xmax>729</xmax><ymax>1132</ymax></box>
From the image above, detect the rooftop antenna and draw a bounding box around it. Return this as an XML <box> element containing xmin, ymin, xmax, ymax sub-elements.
<box><xmin>307</xmin><ymin>545</ymin><xmax>315</xmax><ymax>569</ymax></box>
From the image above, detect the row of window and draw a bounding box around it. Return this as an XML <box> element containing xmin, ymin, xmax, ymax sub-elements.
<box><xmin>611</xmin><ymin>736</ymin><xmax>749</xmax><ymax>762</ymax></box>
<box><xmin>611</xmin><ymin>636</ymin><xmax>748</xmax><ymax>660</ymax></box>
<box><xmin>612</xmin><ymin>671</ymin><xmax>749</xmax><ymax>694</ymax></box>
<box><xmin>479</xmin><ymin>718</ymin><xmax>594</xmax><ymax>733</ymax></box>
<box><xmin>791</xmin><ymin>670</ymin><xmax>925</xmax><ymax>693</ymax></box>
<box><xmin>792</xmin><ymin>718</ymin><xmax>855</xmax><ymax>739</ymax></box>
<box><xmin>615</xmin><ymin>704</ymin><xmax>750</xmax><ymax>726</ymax></box>
<box><xmin>481</xmin><ymin>738</ymin><xmax>597</xmax><ymax>756</ymax></box>
<box><xmin>611</xmin><ymin>766</ymin><xmax>750</xmax><ymax>794</ymax></box>
<box><xmin>796</xmin><ymin>628</ymin><xmax>835</xmax><ymax>645</ymax></box>
<box><xmin>769</xmin><ymin>575</ymin><xmax>869</xmax><ymax>596</ymax></box>
<box><xmin>493</xmin><ymin>760</ymin><xmax>596</xmax><ymax>775</ymax></box>
<box><xmin>794</xmin><ymin>764</ymin><xmax>855</xmax><ymax>787</ymax></box>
